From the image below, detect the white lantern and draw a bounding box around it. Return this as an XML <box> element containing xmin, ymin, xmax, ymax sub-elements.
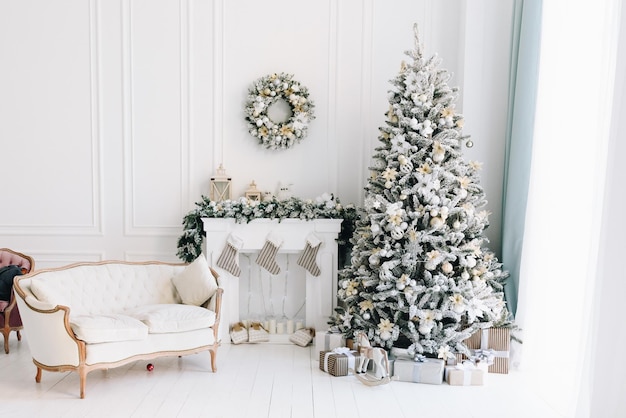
<box><xmin>245</xmin><ymin>180</ymin><xmax>262</xmax><ymax>201</ymax></box>
<box><xmin>210</xmin><ymin>164</ymin><xmax>232</xmax><ymax>202</ymax></box>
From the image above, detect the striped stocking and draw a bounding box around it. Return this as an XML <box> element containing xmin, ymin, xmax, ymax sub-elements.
<box><xmin>255</xmin><ymin>232</ymin><xmax>283</xmax><ymax>275</ymax></box>
<box><xmin>297</xmin><ymin>232</ymin><xmax>322</xmax><ymax>276</ymax></box>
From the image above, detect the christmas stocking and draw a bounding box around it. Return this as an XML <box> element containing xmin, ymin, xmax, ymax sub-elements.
<box><xmin>297</xmin><ymin>232</ymin><xmax>322</xmax><ymax>277</ymax></box>
<box><xmin>255</xmin><ymin>232</ymin><xmax>283</xmax><ymax>275</ymax></box>
<box><xmin>216</xmin><ymin>234</ymin><xmax>244</xmax><ymax>277</ymax></box>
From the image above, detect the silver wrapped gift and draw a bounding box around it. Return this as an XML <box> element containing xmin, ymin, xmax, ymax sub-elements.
<box><xmin>393</xmin><ymin>357</ymin><xmax>445</xmax><ymax>385</ymax></box>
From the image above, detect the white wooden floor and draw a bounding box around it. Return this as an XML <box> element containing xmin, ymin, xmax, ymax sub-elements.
<box><xmin>1</xmin><ymin>336</ymin><xmax>562</xmax><ymax>418</ymax></box>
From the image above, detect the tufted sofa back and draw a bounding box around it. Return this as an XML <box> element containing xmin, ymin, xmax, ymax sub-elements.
<box><xmin>0</xmin><ymin>248</ymin><xmax>33</xmax><ymax>272</ymax></box>
<box><xmin>20</xmin><ymin>261</ymin><xmax>186</xmax><ymax>316</ymax></box>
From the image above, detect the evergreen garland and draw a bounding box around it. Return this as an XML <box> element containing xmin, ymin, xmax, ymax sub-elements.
<box><xmin>176</xmin><ymin>194</ymin><xmax>359</xmax><ymax>263</ymax></box>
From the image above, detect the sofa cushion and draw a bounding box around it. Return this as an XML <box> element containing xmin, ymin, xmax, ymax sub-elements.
<box><xmin>28</xmin><ymin>263</ymin><xmax>184</xmax><ymax>315</ymax></box>
<box><xmin>171</xmin><ymin>256</ymin><xmax>218</xmax><ymax>306</ymax></box>
<box><xmin>70</xmin><ymin>314</ymin><xmax>149</xmax><ymax>344</ymax></box>
<box><xmin>125</xmin><ymin>304</ymin><xmax>216</xmax><ymax>333</ymax></box>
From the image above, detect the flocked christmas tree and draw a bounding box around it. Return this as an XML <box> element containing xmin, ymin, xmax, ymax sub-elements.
<box><xmin>331</xmin><ymin>24</ymin><xmax>511</xmax><ymax>359</ymax></box>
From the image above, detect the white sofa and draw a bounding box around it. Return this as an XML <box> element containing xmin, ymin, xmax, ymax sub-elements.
<box><xmin>14</xmin><ymin>257</ymin><xmax>223</xmax><ymax>399</ymax></box>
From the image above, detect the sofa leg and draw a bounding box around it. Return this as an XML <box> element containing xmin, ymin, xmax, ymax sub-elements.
<box><xmin>79</xmin><ymin>368</ymin><xmax>87</xmax><ymax>399</ymax></box>
<box><xmin>35</xmin><ymin>367</ymin><xmax>42</xmax><ymax>383</ymax></box>
<box><xmin>210</xmin><ymin>349</ymin><xmax>217</xmax><ymax>372</ymax></box>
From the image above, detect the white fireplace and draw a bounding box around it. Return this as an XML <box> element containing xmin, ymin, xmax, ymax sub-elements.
<box><xmin>203</xmin><ymin>218</ymin><xmax>342</xmax><ymax>343</ymax></box>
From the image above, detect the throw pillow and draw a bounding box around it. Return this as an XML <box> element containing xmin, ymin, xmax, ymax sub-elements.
<box><xmin>172</xmin><ymin>255</ymin><xmax>218</xmax><ymax>306</ymax></box>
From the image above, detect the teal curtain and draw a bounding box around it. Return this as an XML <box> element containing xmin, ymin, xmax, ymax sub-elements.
<box><xmin>501</xmin><ymin>0</ymin><xmax>543</xmax><ymax>316</ymax></box>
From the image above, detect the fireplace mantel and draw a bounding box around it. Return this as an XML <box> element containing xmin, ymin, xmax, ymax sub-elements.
<box><xmin>203</xmin><ymin>218</ymin><xmax>342</xmax><ymax>343</ymax></box>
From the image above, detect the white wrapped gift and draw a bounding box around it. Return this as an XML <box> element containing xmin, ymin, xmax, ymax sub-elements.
<box><xmin>315</xmin><ymin>330</ymin><xmax>345</xmax><ymax>351</ymax></box>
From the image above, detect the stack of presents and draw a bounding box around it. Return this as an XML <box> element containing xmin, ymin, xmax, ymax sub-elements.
<box><xmin>316</xmin><ymin>327</ymin><xmax>510</xmax><ymax>386</ymax></box>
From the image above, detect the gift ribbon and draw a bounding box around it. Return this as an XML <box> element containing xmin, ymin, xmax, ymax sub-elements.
<box><xmin>410</xmin><ymin>356</ymin><xmax>430</xmax><ymax>382</ymax></box>
<box><xmin>323</xmin><ymin>347</ymin><xmax>356</xmax><ymax>373</ymax></box>
<box><xmin>412</xmin><ymin>363</ymin><xmax>422</xmax><ymax>383</ymax></box>
<box><xmin>455</xmin><ymin>361</ymin><xmax>477</xmax><ymax>386</ymax></box>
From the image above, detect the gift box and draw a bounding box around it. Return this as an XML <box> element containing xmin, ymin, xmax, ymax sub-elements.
<box><xmin>464</xmin><ymin>327</ymin><xmax>510</xmax><ymax>374</ymax></box>
<box><xmin>290</xmin><ymin>327</ymin><xmax>315</xmax><ymax>347</ymax></box>
<box><xmin>315</xmin><ymin>330</ymin><xmax>346</xmax><ymax>351</ymax></box>
<box><xmin>445</xmin><ymin>361</ymin><xmax>485</xmax><ymax>386</ymax></box>
<box><xmin>393</xmin><ymin>357</ymin><xmax>444</xmax><ymax>385</ymax></box>
<box><xmin>319</xmin><ymin>348</ymin><xmax>360</xmax><ymax>377</ymax></box>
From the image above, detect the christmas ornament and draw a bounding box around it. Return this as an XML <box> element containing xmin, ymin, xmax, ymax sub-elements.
<box><xmin>146</xmin><ymin>363</ymin><xmax>154</xmax><ymax>371</ymax></box>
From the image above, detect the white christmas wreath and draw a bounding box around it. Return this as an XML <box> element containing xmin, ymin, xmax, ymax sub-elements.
<box><xmin>244</xmin><ymin>73</ymin><xmax>315</xmax><ymax>150</ymax></box>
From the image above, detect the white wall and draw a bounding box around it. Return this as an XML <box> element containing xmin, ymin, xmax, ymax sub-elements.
<box><xmin>0</xmin><ymin>0</ymin><xmax>514</xmax><ymax>268</ymax></box>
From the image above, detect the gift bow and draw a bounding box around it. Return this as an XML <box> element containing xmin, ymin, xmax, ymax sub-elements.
<box><xmin>333</xmin><ymin>347</ymin><xmax>352</xmax><ymax>355</ymax></box>
<box><xmin>470</xmin><ymin>349</ymin><xmax>496</xmax><ymax>365</ymax></box>
<box><xmin>413</xmin><ymin>354</ymin><xmax>427</xmax><ymax>363</ymax></box>
<box><xmin>455</xmin><ymin>361</ymin><xmax>478</xmax><ymax>371</ymax></box>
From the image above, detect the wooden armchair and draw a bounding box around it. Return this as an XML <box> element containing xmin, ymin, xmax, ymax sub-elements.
<box><xmin>0</xmin><ymin>248</ymin><xmax>34</xmax><ymax>354</ymax></box>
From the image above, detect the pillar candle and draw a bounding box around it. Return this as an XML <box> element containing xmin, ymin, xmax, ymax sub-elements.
<box><xmin>269</xmin><ymin>319</ymin><xmax>277</xmax><ymax>334</ymax></box>
<box><xmin>296</xmin><ymin>320</ymin><xmax>304</xmax><ymax>331</ymax></box>
<box><xmin>287</xmin><ymin>319</ymin><xmax>295</xmax><ymax>334</ymax></box>
<box><xmin>276</xmin><ymin>322</ymin><xmax>284</xmax><ymax>334</ymax></box>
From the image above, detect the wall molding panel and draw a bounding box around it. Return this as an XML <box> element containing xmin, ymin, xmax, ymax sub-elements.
<box><xmin>211</xmin><ymin>0</ymin><xmax>224</xmax><ymax>168</ymax></box>
<box><xmin>122</xmin><ymin>0</ymin><xmax>191</xmax><ymax>237</ymax></box>
<box><xmin>326</xmin><ymin>0</ymin><xmax>340</xmax><ymax>196</ymax></box>
<box><xmin>0</xmin><ymin>0</ymin><xmax>103</xmax><ymax>237</ymax></box>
